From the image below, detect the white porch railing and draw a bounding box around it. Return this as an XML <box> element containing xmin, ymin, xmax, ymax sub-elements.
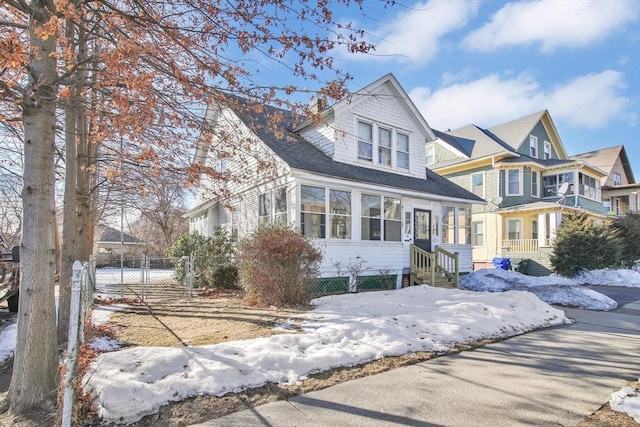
<box><xmin>501</xmin><ymin>239</ymin><xmax>551</xmax><ymax>253</ymax></box>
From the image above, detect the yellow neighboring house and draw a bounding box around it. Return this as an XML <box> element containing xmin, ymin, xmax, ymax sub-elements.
<box><xmin>429</xmin><ymin>110</ymin><xmax>611</xmax><ymax>276</ymax></box>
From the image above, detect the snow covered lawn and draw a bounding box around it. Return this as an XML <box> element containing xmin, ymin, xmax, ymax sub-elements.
<box><xmin>83</xmin><ymin>286</ymin><xmax>570</xmax><ymax>424</ymax></box>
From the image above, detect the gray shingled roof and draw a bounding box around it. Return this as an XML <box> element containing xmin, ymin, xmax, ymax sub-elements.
<box><xmin>97</xmin><ymin>225</ymin><xmax>144</xmax><ymax>244</ymax></box>
<box><xmin>226</xmin><ymin>97</ymin><xmax>484</xmax><ymax>203</ymax></box>
<box><xmin>432</xmin><ymin>129</ymin><xmax>474</xmax><ymax>157</ymax></box>
<box><xmin>487</xmin><ymin>110</ymin><xmax>546</xmax><ymax>151</ymax></box>
<box><xmin>571</xmin><ymin>145</ymin><xmax>635</xmax><ymax>183</ymax></box>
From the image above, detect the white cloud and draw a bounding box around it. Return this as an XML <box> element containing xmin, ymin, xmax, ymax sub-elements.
<box><xmin>546</xmin><ymin>70</ymin><xmax>630</xmax><ymax>128</ymax></box>
<box><xmin>361</xmin><ymin>0</ymin><xmax>480</xmax><ymax>64</ymax></box>
<box><xmin>463</xmin><ymin>0</ymin><xmax>640</xmax><ymax>53</ymax></box>
<box><xmin>409</xmin><ymin>70</ymin><xmax>631</xmax><ymax>130</ymax></box>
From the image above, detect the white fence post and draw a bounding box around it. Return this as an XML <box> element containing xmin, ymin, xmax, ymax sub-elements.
<box><xmin>189</xmin><ymin>254</ymin><xmax>194</xmax><ymax>297</ymax></box>
<box><xmin>139</xmin><ymin>254</ymin><xmax>146</xmax><ymax>301</ymax></box>
<box><xmin>61</xmin><ymin>260</ymin><xmax>83</xmax><ymax>427</ymax></box>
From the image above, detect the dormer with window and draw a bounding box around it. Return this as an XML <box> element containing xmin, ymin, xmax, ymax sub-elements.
<box><xmin>297</xmin><ymin>74</ymin><xmax>434</xmax><ymax>180</ymax></box>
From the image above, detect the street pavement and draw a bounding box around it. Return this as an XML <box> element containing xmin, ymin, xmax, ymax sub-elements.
<box><xmin>192</xmin><ymin>288</ymin><xmax>640</xmax><ymax>427</ymax></box>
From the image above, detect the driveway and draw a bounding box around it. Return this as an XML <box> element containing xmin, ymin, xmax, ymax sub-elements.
<box><xmin>588</xmin><ymin>285</ymin><xmax>640</xmax><ymax>307</ymax></box>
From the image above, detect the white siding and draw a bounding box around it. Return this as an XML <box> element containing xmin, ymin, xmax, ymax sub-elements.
<box><xmin>300</xmin><ymin>122</ymin><xmax>335</xmax><ymax>157</ymax></box>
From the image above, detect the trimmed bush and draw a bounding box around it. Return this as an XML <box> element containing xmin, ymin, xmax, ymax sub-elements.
<box><xmin>550</xmin><ymin>211</ymin><xmax>619</xmax><ymax>276</ymax></box>
<box><xmin>238</xmin><ymin>225</ymin><xmax>322</xmax><ymax>307</ymax></box>
<box><xmin>610</xmin><ymin>212</ymin><xmax>640</xmax><ymax>268</ymax></box>
<box><xmin>167</xmin><ymin>228</ymin><xmax>237</xmax><ymax>289</ymax></box>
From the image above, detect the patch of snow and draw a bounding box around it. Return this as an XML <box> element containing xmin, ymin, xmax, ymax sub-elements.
<box><xmin>460</xmin><ymin>269</ymin><xmax>618</xmax><ymax>311</ymax></box>
<box><xmin>574</xmin><ymin>268</ymin><xmax>640</xmax><ymax>288</ymax></box>
<box><xmin>92</xmin><ymin>304</ymin><xmax>128</xmax><ymax>325</ymax></box>
<box><xmin>83</xmin><ymin>286</ymin><xmax>570</xmax><ymax>424</ymax></box>
<box><xmin>88</xmin><ymin>336</ymin><xmax>125</xmax><ymax>352</ymax></box>
<box><xmin>0</xmin><ymin>321</ymin><xmax>16</xmax><ymax>362</ymax></box>
<box><xmin>610</xmin><ymin>385</ymin><xmax>640</xmax><ymax>423</ymax></box>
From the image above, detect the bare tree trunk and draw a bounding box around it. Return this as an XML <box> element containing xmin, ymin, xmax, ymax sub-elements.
<box><xmin>6</xmin><ymin>5</ymin><xmax>59</xmax><ymax>412</ymax></box>
<box><xmin>58</xmin><ymin>19</ymin><xmax>81</xmax><ymax>344</ymax></box>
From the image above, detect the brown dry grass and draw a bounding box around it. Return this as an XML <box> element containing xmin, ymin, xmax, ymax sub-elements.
<box><xmin>107</xmin><ymin>291</ymin><xmax>309</xmax><ymax>347</ymax></box>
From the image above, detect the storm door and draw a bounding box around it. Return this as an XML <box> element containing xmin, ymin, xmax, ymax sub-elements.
<box><xmin>413</xmin><ymin>209</ymin><xmax>432</xmax><ymax>252</ymax></box>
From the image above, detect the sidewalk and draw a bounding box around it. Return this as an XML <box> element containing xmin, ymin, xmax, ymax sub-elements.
<box><xmin>192</xmin><ymin>299</ymin><xmax>640</xmax><ymax>427</ymax></box>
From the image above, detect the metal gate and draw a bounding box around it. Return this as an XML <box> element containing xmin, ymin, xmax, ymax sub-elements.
<box><xmin>93</xmin><ymin>255</ymin><xmax>194</xmax><ymax>301</ymax></box>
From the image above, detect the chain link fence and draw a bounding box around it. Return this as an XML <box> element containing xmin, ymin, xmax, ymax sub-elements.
<box><xmin>94</xmin><ymin>255</ymin><xmax>194</xmax><ymax>301</ymax></box>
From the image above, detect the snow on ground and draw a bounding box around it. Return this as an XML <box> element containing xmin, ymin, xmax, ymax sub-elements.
<box><xmin>95</xmin><ymin>268</ymin><xmax>175</xmax><ymax>284</ymax></box>
<box><xmin>574</xmin><ymin>268</ymin><xmax>640</xmax><ymax>288</ymax></box>
<box><xmin>460</xmin><ymin>269</ymin><xmax>618</xmax><ymax>311</ymax></box>
<box><xmin>83</xmin><ymin>286</ymin><xmax>570</xmax><ymax>424</ymax></box>
<box><xmin>88</xmin><ymin>304</ymin><xmax>127</xmax><ymax>352</ymax></box>
<box><xmin>610</xmin><ymin>383</ymin><xmax>640</xmax><ymax>423</ymax></box>
<box><xmin>0</xmin><ymin>320</ymin><xmax>16</xmax><ymax>363</ymax></box>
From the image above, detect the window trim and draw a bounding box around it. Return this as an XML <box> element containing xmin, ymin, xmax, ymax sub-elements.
<box><xmin>506</xmin><ymin>169</ymin><xmax>522</xmax><ymax>196</ymax></box>
<box><xmin>357</xmin><ymin>120</ymin><xmax>373</xmax><ymax>162</ymax></box>
<box><xmin>471</xmin><ymin>171</ymin><xmax>485</xmax><ymax>199</ymax></box>
<box><xmin>613</xmin><ymin>173</ymin><xmax>622</xmax><ymax>186</ymax></box>
<box><xmin>425</xmin><ymin>143</ymin><xmax>435</xmax><ymax>165</ymax></box>
<box><xmin>300</xmin><ymin>185</ymin><xmax>327</xmax><ymax>239</ymax></box>
<box><xmin>472</xmin><ymin>220</ymin><xmax>485</xmax><ymax>247</ymax></box>
<box><xmin>529</xmin><ymin>135</ymin><xmax>537</xmax><ymax>158</ymax></box>
<box><xmin>396</xmin><ymin>132</ymin><xmax>410</xmax><ymax>169</ymax></box>
<box><xmin>531</xmin><ymin>170</ymin><xmax>539</xmax><ymax>198</ymax></box>
<box><xmin>258</xmin><ymin>191</ymin><xmax>272</xmax><ymax>226</ymax></box>
<box><xmin>543</xmin><ymin>141</ymin><xmax>551</xmax><ymax>160</ymax></box>
<box><xmin>506</xmin><ymin>218</ymin><xmax>522</xmax><ymax>240</ymax></box>
<box><xmin>329</xmin><ymin>189</ymin><xmax>352</xmax><ymax>239</ymax></box>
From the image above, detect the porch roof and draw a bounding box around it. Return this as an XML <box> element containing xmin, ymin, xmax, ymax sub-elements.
<box><xmin>497</xmin><ymin>201</ymin><xmax>608</xmax><ymax>218</ymax></box>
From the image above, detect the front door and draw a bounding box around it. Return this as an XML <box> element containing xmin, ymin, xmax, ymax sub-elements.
<box><xmin>414</xmin><ymin>209</ymin><xmax>432</xmax><ymax>252</ymax></box>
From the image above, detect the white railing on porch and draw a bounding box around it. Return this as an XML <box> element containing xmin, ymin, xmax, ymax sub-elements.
<box><xmin>501</xmin><ymin>239</ymin><xmax>551</xmax><ymax>253</ymax></box>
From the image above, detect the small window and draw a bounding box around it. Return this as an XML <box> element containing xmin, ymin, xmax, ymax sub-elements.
<box><xmin>300</xmin><ymin>185</ymin><xmax>326</xmax><ymax>238</ymax></box>
<box><xmin>396</xmin><ymin>132</ymin><xmax>409</xmax><ymax>169</ymax></box>
<box><xmin>384</xmin><ymin>197</ymin><xmax>401</xmax><ymax>241</ymax></box>
<box><xmin>507</xmin><ymin>219</ymin><xmax>521</xmax><ymax>240</ymax></box>
<box><xmin>378</xmin><ymin>127</ymin><xmax>392</xmax><ymax>166</ymax></box>
<box><xmin>442</xmin><ymin>206</ymin><xmax>455</xmax><ymax>244</ymax></box>
<box><xmin>425</xmin><ymin>144</ymin><xmax>435</xmax><ymax>165</ymax></box>
<box><xmin>472</xmin><ymin>221</ymin><xmax>484</xmax><ymax>246</ymax></box>
<box><xmin>613</xmin><ymin>173</ymin><xmax>621</xmax><ymax>186</ymax></box>
<box><xmin>357</xmin><ymin>121</ymin><xmax>373</xmax><ymax>162</ymax></box>
<box><xmin>258</xmin><ymin>192</ymin><xmax>271</xmax><ymax>226</ymax></box>
<box><xmin>507</xmin><ymin>169</ymin><xmax>521</xmax><ymax>196</ymax></box>
<box><xmin>329</xmin><ymin>190</ymin><xmax>351</xmax><ymax>239</ymax></box>
<box><xmin>532</xmin><ymin>219</ymin><xmax>538</xmax><ymax>241</ymax></box>
<box><xmin>543</xmin><ymin>141</ymin><xmax>551</xmax><ymax>160</ymax></box>
<box><xmin>274</xmin><ymin>187</ymin><xmax>288</xmax><ymax>225</ymax></box>
<box><xmin>361</xmin><ymin>194</ymin><xmax>381</xmax><ymax>240</ymax></box>
<box><xmin>531</xmin><ymin>171</ymin><xmax>539</xmax><ymax>198</ymax></box>
<box><xmin>471</xmin><ymin>172</ymin><xmax>484</xmax><ymax>198</ymax></box>
<box><xmin>529</xmin><ymin>135</ymin><xmax>537</xmax><ymax>157</ymax></box>
<box><xmin>458</xmin><ymin>207</ymin><xmax>471</xmax><ymax>245</ymax></box>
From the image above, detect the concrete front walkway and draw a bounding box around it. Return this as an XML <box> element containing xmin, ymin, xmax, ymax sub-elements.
<box><xmin>193</xmin><ymin>299</ymin><xmax>640</xmax><ymax>427</ymax></box>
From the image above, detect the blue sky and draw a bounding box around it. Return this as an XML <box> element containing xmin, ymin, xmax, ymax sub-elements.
<box><xmin>324</xmin><ymin>0</ymin><xmax>640</xmax><ymax>179</ymax></box>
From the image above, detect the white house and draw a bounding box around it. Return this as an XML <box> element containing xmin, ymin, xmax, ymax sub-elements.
<box><xmin>186</xmin><ymin>74</ymin><xmax>484</xmax><ymax>290</ymax></box>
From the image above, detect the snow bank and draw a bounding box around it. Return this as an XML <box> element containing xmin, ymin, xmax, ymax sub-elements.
<box><xmin>574</xmin><ymin>268</ymin><xmax>640</xmax><ymax>288</ymax></box>
<box><xmin>460</xmin><ymin>269</ymin><xmax>618</xmax><ymax>311</ymax></box>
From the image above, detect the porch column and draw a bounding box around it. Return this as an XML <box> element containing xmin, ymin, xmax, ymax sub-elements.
<box><xmin>549</xmin><ymin>212</ymin><xmax>560</xmax><ymax>242</ymax></box>
<box><xmin>630</xmin><ymin>192</ymin><xmax>639</xmax><ymax>213</ymax></box>
<box><xmin>537</xmin><ymin>212</ymin><xmax>547</xmax><ymax>247</ymax></box>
